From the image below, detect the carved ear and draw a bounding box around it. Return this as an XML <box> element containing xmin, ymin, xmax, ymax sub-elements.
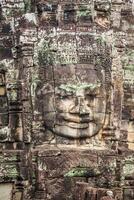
<box><xmin>95</xmin><ymin>40</ymin><xmax>112</xmax><ymax>92</ymax></box>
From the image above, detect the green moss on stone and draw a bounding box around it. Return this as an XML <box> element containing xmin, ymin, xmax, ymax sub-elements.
<box><xmin>77</xmin><ymin>10</ymin><xmax>91</xmax><ymax>17</ymax></box>
<box><xmin>124</xmin><ymin>65</ymin><xmax>134</xmax><ymax>71</ymax></box>
<box><xmin>64</xmin><ymin>167</ymin><xmax>101</xmax><ymax>177</ymax></box>
<box><xmin>7</xmin><ymin>167</ymin><xmax>19</xmax><ymax>178</ymax></box>
<box><xmin>0</xmin><ymin>156</ymin><xmax>4</xmax><ymax>162</ymax></box>
<box><xmin>59</xmin><ymin>83</ymin><xmax>100</xmax><ymax>92</ymax></box>
<box><xmin>38</xmin><ymin>40</ymin><xmax>55</xmax><ymax>65</ymax></box>
<box><xmin>24</xmin><ymin>0</ymin><xmax>31</xmax><ymax>12</ymax></box>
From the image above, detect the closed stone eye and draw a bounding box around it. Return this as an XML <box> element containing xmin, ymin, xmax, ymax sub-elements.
<box><xmin>85</xmin><ymin>94</ymin><xmax>95</xmax><ymax>100</ymax></box>
<box><xmin>60</xmin><ymin>94</ymin><xmax>74</xmax><ymax>100</ymax></box>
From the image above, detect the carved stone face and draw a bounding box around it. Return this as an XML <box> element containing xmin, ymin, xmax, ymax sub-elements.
<box><xmin>41</xmin><ymin>64</ymin><xmax>107</xmax><ymax>139</ymax></box>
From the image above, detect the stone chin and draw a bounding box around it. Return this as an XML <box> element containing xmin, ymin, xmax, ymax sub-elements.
<box><xmin>53</xmin><ymin>122</ymin><xmax>101</xmax><ymax>139</ymax></box>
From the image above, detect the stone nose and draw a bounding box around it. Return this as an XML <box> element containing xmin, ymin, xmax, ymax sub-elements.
<box><xmin>69</xmin><ymin>97</ymin><xmax>90</xmax><ymax>115</ymax></box>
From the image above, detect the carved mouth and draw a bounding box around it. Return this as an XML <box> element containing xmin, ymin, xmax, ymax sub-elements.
<box><xmin>55</xmin><ymin>121</ymin><xmax>89</xmax><ymax>129</ymax></box>
<box><xmin>67</xmin><ymin>122</ymin><xmax>89</xmax><ymax>129</ymax></box>
<box><xmin>55</xmin><ymin>114</ymin><xmax>95</xmax><ymax>129</ymax></box>
<box><xmin>59</xmin><ymin>113</ymin><xmax>92</xmax><ymax>123</ymax></box>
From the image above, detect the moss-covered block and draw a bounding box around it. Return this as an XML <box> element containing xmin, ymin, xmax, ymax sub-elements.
<box><xmin>64</xmin><ymin>167</ymin><xmax>101</xmax><ymax>178</ymax></box>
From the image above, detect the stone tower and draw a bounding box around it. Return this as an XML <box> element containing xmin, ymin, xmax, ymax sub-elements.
<box><xmin>0</xmin><ymin>0</ymin><xmax>134</xmax><ymax>199</ymax></box>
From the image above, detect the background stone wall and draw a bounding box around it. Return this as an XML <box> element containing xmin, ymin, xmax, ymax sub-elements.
<box><xmin>0</xmin><ymin>0</ymin><xmax>134</xmax><ymax>199</ymax></box>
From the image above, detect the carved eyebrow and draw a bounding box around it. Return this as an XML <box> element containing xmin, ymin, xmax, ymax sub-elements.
<box><xmin>59</xmin><ymin>83</ymin><xmax>100</xmax><ymax>92</ymax></box>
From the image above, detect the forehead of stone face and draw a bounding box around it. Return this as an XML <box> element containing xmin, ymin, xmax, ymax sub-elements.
<box><xmin>54</xmin><ymin>64</ymin><xmax>100</xmax><ymax>85</ymax></box>
<box><xmin>75</xmin><ymin>64</ymin><xmax>99</xmax><ymax>83</ymax></box>
<box><xmin>54</xmin><ymin>64</ymin><xmax>76</xmax><ymax>84</ymax></box>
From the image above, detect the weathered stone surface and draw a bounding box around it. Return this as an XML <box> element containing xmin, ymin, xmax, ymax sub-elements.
<box><xmin>0</xmin><ymin>0</ymin><xmax>134</xmax><ymax>199</ymax></box>
<box><xmin>0</xmin><ymin>183</ymin><xmax>13</xmax><ymax>200</ymax></box>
